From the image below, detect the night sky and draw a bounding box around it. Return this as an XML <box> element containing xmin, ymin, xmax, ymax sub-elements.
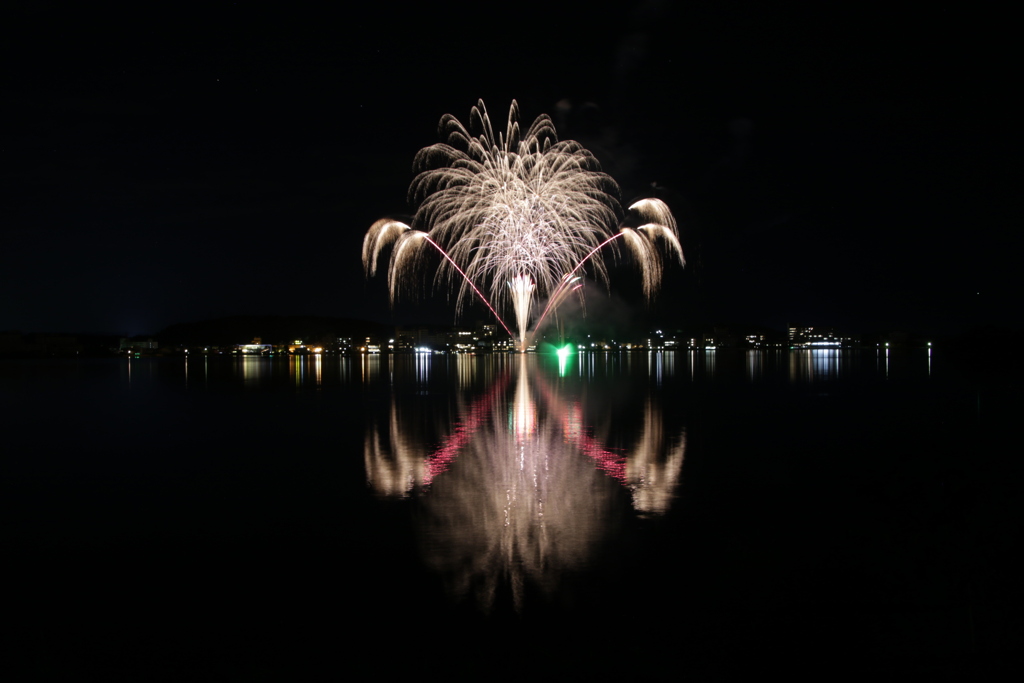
<box><xmin>2</xmin><ymin>3</ymin><xmax>1013</xmax><ymax>337</ymax></box>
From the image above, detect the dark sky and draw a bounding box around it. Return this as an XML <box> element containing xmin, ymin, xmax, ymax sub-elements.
<box><xmin>2</xmin><ymin>2</ymin><xmax>1013</xmax><ymax>336</ymax></box>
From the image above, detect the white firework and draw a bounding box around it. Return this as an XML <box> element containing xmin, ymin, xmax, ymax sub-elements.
<box><xmin>363</xmin><ymin>99</ymin><xmax>683</xmax><ymax>348</ymax></box>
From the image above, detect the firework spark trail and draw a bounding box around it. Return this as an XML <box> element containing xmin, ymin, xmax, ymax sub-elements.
<box><xmin>417</xmin><ymin>101</ymin><xmax>617</xmax><ymax>345</ymax></box>
<box><xmin>422</xmin><ymin>235</ymin><xmax>517</xmax><ymax>339</ymax></box>
<box><xmin>531</xmin><ymin>197</ymin><xmax>685</xmax><ymax>340</ymax></box>
<box><xmin>540</xmin><ymin>275</ymin><xmax>584</xmax><ymax>331</ymax></box>
<box><xmin>363</xmin><ymin>101</ymin><xmax>683</xmax><ymax>345</ymax></box>
<box><xmin>530</xmin><ymin>231</ymin><xmax>628</xmax><ymax>341</ymax></box>
<box><xmin>364</xmin><ymin>219</ymin><xmax>516</xmax><ymax>339</ymax></box>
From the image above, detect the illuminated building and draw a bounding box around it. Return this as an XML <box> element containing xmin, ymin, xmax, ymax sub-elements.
<box><xmin>787</xmin><ymin>326</ymin><xmax>857</xmax><ymax>348</ymax></box>
<box><xmin>235</xmin><ymin>337</ymin><xmax>273</xmax><ymax>355</ymax></box>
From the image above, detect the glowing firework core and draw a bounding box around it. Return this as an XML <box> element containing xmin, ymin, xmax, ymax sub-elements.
<box><xmin>508</xmin><ymin>274</ymin><xmax>535</xmax><ymax>346</ymax></box>
<box><xmin>363</xmin><ymin>100</ymin><xmax>683</xmax><ymax>349</ymax></box>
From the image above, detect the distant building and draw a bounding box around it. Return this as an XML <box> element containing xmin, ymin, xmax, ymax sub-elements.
<box><xmin>636</xmin><ymin>329</ymin><xmax>681</xmax><ymax>350</ymax></box>
<box><xmin>787</xmin><ymin>326</ymin><xmax>858</xmax><ymax>348</ymax></box>
<box><xmin>120</xmin><ymin>338</ymin><xmax>157</xmax><ymax>352</ymax></box>
<box><xmin>475</xmin><ymin>323</ymin><xmax>498</xmax><ymax>350</ymax></box>
<box><xmin>448</xmin><ymin>328</ymin><xmax>476</xmax><ymax>352</ymax></box>
<box><xmin>393</xmin><ymin>327</ymin><xmax>449</xmax><ymax>353</ymax></box>
<box><xmin>235</xmin><ymin>342</ymin><xmax>273</xmax><ymax>355</ymax></box>
<box><xmin>362</xmin><ymin>336</ymin><xmax>381</xmax><ymax>354</ymax></box>
<box><xmin>287</xmin><ymin>339</ymin><xmax>326</xmax><ymax>354</ymax></box>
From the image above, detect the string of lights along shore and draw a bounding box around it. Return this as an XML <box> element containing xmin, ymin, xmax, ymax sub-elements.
<box><xmin>363</xmin><ymin>100</ymin><xmax>684</xmax><ymax>351</ymax></box>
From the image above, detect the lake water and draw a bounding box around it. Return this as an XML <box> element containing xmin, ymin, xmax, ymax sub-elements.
<box><xmin>4</xmin><ymin>349</ymin><xmax>1019</xmax><ymax>677</ymax></box>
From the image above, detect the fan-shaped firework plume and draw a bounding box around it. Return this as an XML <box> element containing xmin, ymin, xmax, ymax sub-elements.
<box><xmin>363</xmin><ymin>100</ymin><xmax>684</xmax><ymax>348</ymax></box>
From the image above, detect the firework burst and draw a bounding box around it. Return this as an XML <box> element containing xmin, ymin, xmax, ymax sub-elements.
<box><xmin>363</xmin><ymin>100</ymin><xmax>683</xmax><ymax>347</ymax></box>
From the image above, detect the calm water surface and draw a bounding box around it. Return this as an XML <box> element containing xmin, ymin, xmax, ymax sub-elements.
<box><xmin>3</xmin><ymin>349</ymin><xmax>1018</xmax><ymax>676</ymax></box>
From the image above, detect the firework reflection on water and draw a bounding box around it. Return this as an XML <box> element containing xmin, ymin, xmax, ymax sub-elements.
<box><xmin>363</xmin><ymin>355</ymin><xmax>685</xmax><ymax>611</ymax></box>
